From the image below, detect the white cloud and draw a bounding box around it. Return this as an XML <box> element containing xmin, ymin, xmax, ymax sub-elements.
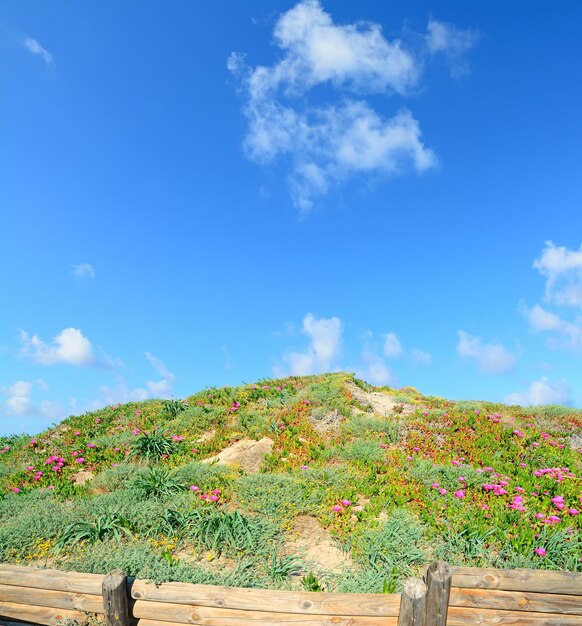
<box><xmin>456</xmin><ymin>330</ymin><xmax>516</xmax><ymax>375</ymax></box>
<box><xmin>20</xmin><ymin>328</ymin><xmax>95</xmax><ymax>366</ymax></box>
<box><xmin>382</xmin><ymin>332</ymin><xmax>402</xmax><ymax>358</ymax></box>
<box><xmin>23</xmin><ymin>37</ymin><xmax>53</xmax><ymax>65</ymax></box>
<box><xmin>506</xmin><ymin>377</ymin><xmax>572</xmax><ymax>407</ymax></box>
<box><xmin>358</xmin><ymin>349</ymin><xmax>395</xmax><ymax>386</ymax></box>
<box><xmin>2</xmin><ymin>381</ymin><xmax>33</xmax><ymax>415</ymax></box>
<box><xmin>0</xmin><ymin>380</ymin><xmax>61</xmax><ymax>419</ymax></box>
<box><xmin>145</xmin><ymin>352</ymin><xmax>176</xmax><ymax>382</ymax></box>
<box><xmin>144</xmin><ymin>352</ymin><xmax>176</xmax><ymax>398</ymax></box>
<box><xmin>98</xmin><ymin>379</ymin><xmax>149</xmax><ymax>406</ymax></box>
<box><xmin>73</xmin><ymin>263</ymin><xmax>95</xmax><ymax>279</ymax></box>
<box><xmin>533</xmin><ymin>241</ymin><xmax>582</xmax><ymax>308</ymax></box>
<box><xmin>411</xmin><ymin>348</ymin><xmax>432</xmax><ymax>365</ymax></box>
<box><xmin>276</xmin><ymin>312</ymin><xmax>342</xmax><ymax>375</ymax></box>
<box><xmin>521</xmin><ymin>304</ymin><xmax>582</xmax><ymax>352</ymax></box>
<box><xmin>231</xmin><ymin>0</ymin><xmax>440</xmax><ymax>212</ymax></box>
<box><xmin>426</xmin><ymin>19</ymin><xmax>479</xmax><ymax>77</ymax></box>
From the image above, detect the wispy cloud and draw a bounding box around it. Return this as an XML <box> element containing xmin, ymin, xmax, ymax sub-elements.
<box><xmin>229</xmin><ymin>1</ymin><xmax>453</xmax><ymax>212</ymax></box>
<box><xmin>23</xmin><ymin>37</ymin><xmax>54</xmax><ymax>66</ymax></box>
<box><xmin>145</xmin><ymin>352</ymin><xmax>176</xmax><ymax>397</ymax></box>
<box><xmin>456</xmin><ymin>330</ymin><xmax>516</xmax><ymax>375</ymax></box>
<box><xmin>19</xmin><ymin>327</ymin><xmax>120</xmax><ymax>368</ymax></box>
<box><xmin>506</xmin><ymin>377</ymin><xmax>572</xmax><ymax>407</ymax></box>
<box><xmin>383</xmin><ymin>332</ymin><xmax>403</xmax><ymax>358</ymax></box>
<box><xmin>426</xmin><ymin>19</ymin><xmax>479</xmax><ymax>77</ymax></box>
<box><xmin>72</xmin><ymin>263</ymin><xmax>95</xmax><ymax>279</ymax></box>
<box><xmin>275</xmin><ymin>312</ymin><xmax>342</xmax><ymax>375</ymax></box>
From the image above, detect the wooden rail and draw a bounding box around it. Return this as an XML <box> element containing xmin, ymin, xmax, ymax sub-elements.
<box><xmin>0</xmin><ymin>562</ymin><xmax>581</xmax><ymax>626</ymax></box>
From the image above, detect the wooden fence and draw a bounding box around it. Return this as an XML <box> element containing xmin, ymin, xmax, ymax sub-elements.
<box><xmin>0</xmin><ymin>562</ymin><xmax>581</xmax><ymax>626</ymax></box>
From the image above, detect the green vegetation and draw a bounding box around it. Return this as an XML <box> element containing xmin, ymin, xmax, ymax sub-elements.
<box><xmin>0</xmin><ymin>372</ymin><xmax>580</xmax><ymax>591</ymax></box>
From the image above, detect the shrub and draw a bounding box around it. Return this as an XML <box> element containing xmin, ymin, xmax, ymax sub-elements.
<box><xmin>187</xmin><ymin>508</ymin><xmax>279</xmax><ymax>556</ymax></box>
<box><xmin>54</xmin><ymin>513</ymin><xmax>134</xmax><ymax>553</ymax></box>
<box><xmin>133</xmin><ymin>467</ymin><xmax>184</xmax><ymax>497</ymax></box>
<box><xmin>131</xmin><ymin>429</ymin><xmax>177</xmax><ymax>462</ymax></box>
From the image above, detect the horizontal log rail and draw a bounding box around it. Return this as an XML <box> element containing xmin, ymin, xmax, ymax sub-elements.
<box><xmin>0</xmin><ymin>563</ymin><xmax>581</xmax><ymax>626</ymax></box>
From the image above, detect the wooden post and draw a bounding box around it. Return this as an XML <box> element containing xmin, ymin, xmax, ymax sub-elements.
<box><xmin>398</xmin><ymin>578</ymin><xmax>426</xmax><ymax>626</ymax></box>
<box><xmin>422</xmin><ymin>561</ymin><xmax>452</xmax><ymax>626</ymax></box>
<box><xmin>102</xmin><ymin>570</ymin><xmax>129</xmax><ymax>626</ymax></box>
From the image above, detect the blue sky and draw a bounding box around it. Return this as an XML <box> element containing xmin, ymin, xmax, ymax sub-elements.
<box><xmin>2</xmin><ymin>1</ymin><xmax>582</xmax><ymax>435</ymax></box>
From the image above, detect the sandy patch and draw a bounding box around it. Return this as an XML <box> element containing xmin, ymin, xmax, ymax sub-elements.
<box><xmin>202</xmin><ymin>437</ymin><xmax>274</xmax><ymax>474</ymax></box>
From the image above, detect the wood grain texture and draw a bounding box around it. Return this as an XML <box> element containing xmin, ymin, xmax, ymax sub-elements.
<box><xmin>0</xmin><ymin>601</ymin><xmax>88</xmax><ymax>626</ymax></box>
<box><xmin>134</xmin><ymin>613</ymin><xmax>398</xmax><ymax>626</ymax></box>
<box><xmin>131</xmin><ymin>598</ymin><xmax>396</xmax><ymax>624</ymax></box>
<box><xmin>423</xmin><ymin>561</ymin><xmax>452</xmax><ymax>626</ymax></box>
<box><xmin>398</xmin><ymin>578</ymin><xmax>426</xmax><ymax>626</ymax></box>
<box><xmin>0</xmin><ymin>565</ymin><xmax>104</xmax><ymax>595</ymax></box>
<box><xmin>451</xmin><ymin>567</ymin><xmax>582</xmax><ymax>595</ymax></box>
<box><xmin>103</xmin><ymin>570</ymin><xmax>129</xmax><ymax>626</ymax></box>
<box><xmin>447</xmin><ymin>606</ymin><xmax>582</xmax><ymax>625</ymax></box>
<box><xmin>449</xmin><ymin>587</ymin><xmax>582</xmax><ymax>615</ymax></box>
<box><xmin>130</xmin><ymin>581</ymin><xmax>400</xmax><ymax>616</ymax></box>
<box><xmin>0</xmin><ymin>584</ymin><xmax>103</xmax><ymax>613</ymax></box>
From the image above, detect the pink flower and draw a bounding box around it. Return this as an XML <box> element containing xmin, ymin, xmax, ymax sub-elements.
<box><xmin>519</xmin><ymin>463</ymin><xmax>526</xmax><ymax>468</ymax></box>
<box><xmin>190</xmin><ymin>485</ymin><xmax>200</xmax><ymax>491</ymax></box>
<box><xmin>74</xmin><ymin>431</ymin><xmax>80</xmax><ymax>436</ymax></box>
<box><xmin>380</xmin><ymin>443</ymin><xmax>387</xmax><ymax>449</ymax></box>
<box><xmin>454</xmin><ymin>490</ymin><xmax>466</xmax><ymax>499</ymax></box>
<box><xmin>212</xmin><ymin>489</ymin><xmax>221</xmax><ymax>495</ymax></box>
<box><xmin>208</xmin><ymin>494</ymin><xmax>219</xmax><ymax>502</ymax></box>
<box><xmin>191</xmin><ymin>448</ymin><xmax>199</xmax><ymax>454</ymax></box>
<box><xmin>76</xmin><ymin>457</ymin><xmax>85</xmax><ymax>463</ymax></box>
<box><xmin>12</xmin><ymin>487</ymin><xmax>20</xmax><ymax>493</ymax></box>
<box><xmin>332</xmin><ymin>505</ymin><xmax>342</xmax><ymax>512</ymax></box>
<box><xmin>340</xmin><ymin>499</ymin><xmax>351</xmax><ymax>507</ymax></box>
<box><xmin>300</xmin><ymin>465</ymin><xmax>308</xmax><ymax>470</ymax></box>
<box><xmin>431</xmin><ymin>483</ymin><xmax>439</xmax><ymax>489</ymax></box>
<box><xmin>439</xmin><ymin>488</ymin><xmax>448</xmax><ymax>495</ymax></box>
<box><xmin>132</xmin><ymin>429</ymin><xmax>140</xmax><ymax>435</ymax></box>
<box><xmin>26</xmin><ymin>465</ymin><xmax>34</xmax><ymax>471</ymax></box>
<box><xmin>113</xmin><ymin>447</ymin><xmax>120</xmax><ymax>452</ymax></box>
<box><xmin>534</xmin><ymin>548</ymin><xmax>546</xmax><ymax>557</ymax></box>
<box><xmin>568</xmin><ymin>508</ymin><xmax>579</xmax><ymax>516</ymax></box>
<box><xmin>135</xmin><ymin>410</ymin><xmax>142</xmax><ymax>416</ymax></box>
<box><xmin>72</xmin><ymin>451</ymin><xmax>78</xmax><ymax>457</ymax></box>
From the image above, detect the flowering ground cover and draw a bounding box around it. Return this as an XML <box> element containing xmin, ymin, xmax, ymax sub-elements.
<box><xmin>0</xmin><ymin>373</ymin><xmax>580</xmax><ymax>592</ymax></box>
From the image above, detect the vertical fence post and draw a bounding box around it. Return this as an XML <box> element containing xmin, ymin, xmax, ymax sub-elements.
<box><xmin>102</xmin><ymin>570</ymin><xmax>129</xmax><ymax>626</ymax></box>
<box><xmin>422</xmin><ymin>561</ymin><xmax>452</xmax><ymax>626</ymax></box>
<box><xmin>398</xmin><ymin>577</ymin><xmax>427</xmax><ymax>626</ymax></box>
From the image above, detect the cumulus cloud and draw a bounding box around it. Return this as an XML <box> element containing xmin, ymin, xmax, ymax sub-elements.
<box><xmin>358</xmin><ymin>348</ymin><xmax>395</xmax><ymax>386</ymax></box>
<box><xmin>383</xmin><ymin>332</ymin><xmax>402</xmax><ymax>358</ymax></box>
<box><xmin>72</xmin><ymin>263</ymin><xmax>95</xmax><ymax>279</ymax></box>
<box><xmin>230</xmin><ymin>0</ymin><xmax>445</xmax><ymax>212</ymax></box>
<box><xmin>0</xmin><ymin>380</ymin><xmax>61</xmax><ymax>419</ymax></box>
<box><xmin>506</xmin><ymin>377</ymin><xmax>572</xmax><ymax>407</ymax></box>
<box><xmin>276</xmin><ymin>312</ymin><xmax>342</xmax><ymax>375</ymax></box>
<box><xmin>533</xmin><ymin>241</ymin><xmax>582</xmax><ymax>308</ymax></box>
<box><xmin>521</xmin><ymin>242</ymin><xmax>582</xmax><ymax>353</ymax></box>
<box><xmin>521</xmin><ymin>303</ymin><xmax>582</xmax><ymax>352</ymax></box>
<box><xmin>456</xmin><ymin>330</ymin><xmax>516</xmax><ymax>375</ymax></box>
<box><xmin>19</xmin><ymin>327</ymin><xmax>121</xmax><ymax>368</ymax></box>
<box><xmin>20</xmin><ymin>328</ymin><xmax>95</xmax><ymax>366</ymax></box>
<box><xmin>426</xmin><ymin>19</ymin><xmax>479</xmax><ymax>77</ymax></box>
<box><xmin>2</xmin><ymin>381</ymin><xmax>33</xmax><ymax>415</ymax></box>
<box><xmin>23</xmin><ymin>37</ymin><xmax>53</xmax><ymax>65</ymax></box>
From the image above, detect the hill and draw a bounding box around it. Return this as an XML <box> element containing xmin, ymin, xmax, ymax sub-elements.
<box><xmin>0</xmin><ymin>373</ymin><xmax>580</xmax><ymax>592</ymax></box>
